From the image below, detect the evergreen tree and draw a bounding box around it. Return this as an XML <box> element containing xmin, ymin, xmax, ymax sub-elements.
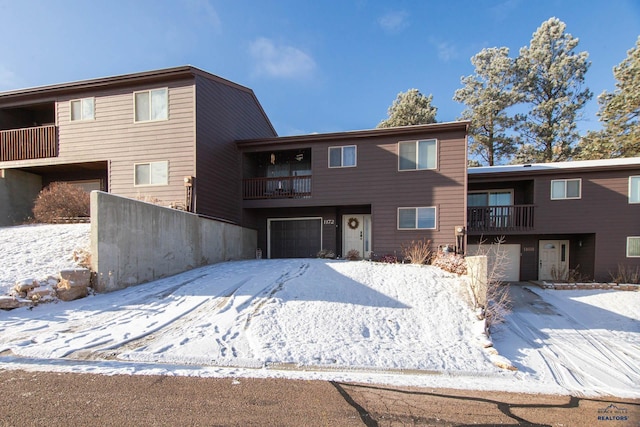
<box><xmin>576</xmin><ymin>36</ymin><xmax>640</xmax><ymax>159</ymax></box>
<box><xmin>454</xmin><ymin>47</ymin><xmax>520</xmax><ymax>165</ymax></box>
<box><xmin>514</xmin><ymin>17</ymin><xmax>592</xmax><ymax>162</ymax></box>
<box><xmin>377</xmin><ymin>89</ymin><xmax>437</xmax><ymax>128</ymax></box>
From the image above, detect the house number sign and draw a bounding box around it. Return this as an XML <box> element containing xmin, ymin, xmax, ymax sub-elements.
<box><xmin>324</xmin><ymin>219</ymin><xmax>335</xmax><ymax>225</ymax></box>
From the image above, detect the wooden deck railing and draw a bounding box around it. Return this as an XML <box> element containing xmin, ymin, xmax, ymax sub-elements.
<box><xmin>243</xmin><ymin>175</ymin><xmax>312</xmax><ymax>200</ymax></box>
<box><xmin>0</xmin><ymin>125</ymin><xmax>58</xmax><ymax>161</ymax></box>
<box><xmin>467</xmin><ymin>205</ymin><xmax>535</xmax><ymax>233</ymax></box>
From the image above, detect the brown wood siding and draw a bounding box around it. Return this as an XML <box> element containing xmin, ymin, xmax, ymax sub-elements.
<box><xmin>52</xmin><ymin>79</ymin><xmax>196</xmax><ymax>206</ymax></box>
<box><xmin>194</xmin><ymin>75</ymin><xmax>276</xmax><ymax>222</ymax></box>
<box><xmin>533</xmin><ymin>169</ymin><xmax>640</xmax><ymax>280</ymax></box>
<box><xmin>241</xmin><ymin>127</ymin><xmax>467</xmax><ymax>255</ymax></box>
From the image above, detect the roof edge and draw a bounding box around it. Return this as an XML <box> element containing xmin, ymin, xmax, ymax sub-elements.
<box><xmin>469</xmin><ymin>157</ymin><xmax>640</xmax><ymax>175</ymax></box>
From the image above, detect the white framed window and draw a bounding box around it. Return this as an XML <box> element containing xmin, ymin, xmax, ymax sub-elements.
<box><xmin>70</xmin><ymin>98</ymin><xmax>95</xmax><ymax>121</ymax></box>
<box><xmin>398</xmin><ymin>139</ymin><xmax>437</xmax><ymax>171</ymax></box>
<box><xmin>398</xmin><ymin>207</ymin><xmax>436</xmax><ymax>230</ymax></box>
<box><xmin>551</xmin><ymin>178</ymin><xmax>581</xmax><ymax>200</ymax></box>
<box><xmin>134</xmin><ymin>88</ymin><xmax>168</xmax><ymax>122</ymax></box>
<box><xmin>134</xmin><ymin>161</ymin><xmax>168</xmax><ymax>186</ymax></box>
<box><xmin>627</xmin><ymin>237</ymin><xmax>640</xmax><ymax>257</ymax></box>
<box><xmin>630</xmin><ymin>176</ymin><xmax>640</xmax><ymax>204</ymax></box>
<box><xmin>328</xmin><ymin>145</ymin><xmax>357</xmax><ymax>168</ymax></box>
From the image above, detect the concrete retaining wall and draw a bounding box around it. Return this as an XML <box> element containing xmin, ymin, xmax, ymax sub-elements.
<box><xmin>0</xmin><ymin>169</ymin><xmax>42</xmax><ymax>226</ymax></box>
<box><xmin>90</xmin><ymin>191</ymin><xmax>257</xmax><ymax>292</ymax></box>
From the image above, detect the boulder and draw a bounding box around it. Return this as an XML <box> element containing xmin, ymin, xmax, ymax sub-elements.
<box><xmin>27</xmin><ymin>287</ymin><xmax>56</xmax><ymax>301</ymax></box>
<box><xmin>56</xmin><ymin>285</ymin><xmax>88</xmax><ymax>302</ymax></box>
<box><xmin>59</xmin><ymin>268</ymin><xmax>91</xmax><ymax>287</ymax></box>
<box><xmin>0</xmin><ymin>296</ymin><xmax>32</xmax><ymax>310</ymax></box>
<box><xmin>14</xmin><ymin>279</ymin><xmax>39</xmax><ymax>293</ymax></box>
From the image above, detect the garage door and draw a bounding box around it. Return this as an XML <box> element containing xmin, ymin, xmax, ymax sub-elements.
<box><xmin>467</xmin><ymin>244</ymin><xmax>521</xmax><ymax>282</ymax></box>
<box><xmin>268</xmin><ymin>218</ymin><xmax>322</xmax><ymax>258</ymax></box>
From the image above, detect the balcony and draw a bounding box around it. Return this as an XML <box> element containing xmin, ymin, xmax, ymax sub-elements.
<box><xmin>243</xmin><ymin>175</ymin><xmax>312</xmax><ymax>200</ymax></box>
<box><xmin>0</xmin><ymin>125</ymin><xmax>58</xmax><ymax>162</ymax></box>
<box><xmin>467</xmin><ymin>205</ymin><xmax>535</xmax><ymax>233</ymax></box>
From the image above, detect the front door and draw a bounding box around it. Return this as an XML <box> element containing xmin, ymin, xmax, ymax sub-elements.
<box><xmin>539</xmin><ymin>240</ymin><xmax>569</xmax><ymax>281</ymax></box>
<box><xmin>342</xmin><ymin>215</ymin><xmax>371</xmax><ymax>259</ymax></box>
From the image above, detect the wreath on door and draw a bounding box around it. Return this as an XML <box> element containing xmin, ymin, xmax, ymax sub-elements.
<box><xmin>347</xmin><ymin>217</ymin><xmax>359</xmax><ymax>230</ymax></box>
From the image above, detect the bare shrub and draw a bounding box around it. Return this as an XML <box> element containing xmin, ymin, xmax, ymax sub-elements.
<box><xmin>377</xmin><ymin>254</ymin><xmax>399</xmax><ymax>264</ymax></box>
<box><xmin>317</xmin><ymin>249</ymin><xmax>336</xmax><ymax>259</ymax></box>
<box><xmin>401</xmin><ymin>238</ymin><xmax>432</xmax><ymax>264</ymax></box>
<box><xmin>432</xmin><ymin>252</ymin><xmax>467</xmax><ymax>275</ymax></box>
<box><xmin>345</xmin><ymin>249</ymin><xmax>361</xmax><ymax>261</ymax></box>
<box><xmin>610</xmin><ymin>264</ymin><xmax>640</xmax><ymax>284</ymax></box>
<box><xmin>467</xmin><ymin>236</ymin><xmax>511</xmax><ymax>330</ymax></box>
<box><xmin>32</xmin><ymin>182</ymin><xmax>90</xmax><ymax>223</ymax></box>
<box><xmin>73</xmin><ymin>248</ymin><xmax>92</xmax><ymax>269</ymax></box>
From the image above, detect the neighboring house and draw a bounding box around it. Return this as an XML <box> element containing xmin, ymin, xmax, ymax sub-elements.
<box><xmin>0</xmin><ymin>66</ymin><xmax>276</xmax><ymax>225</ymax></box>
<box><xmin>237</xmin><ymin>122</ymin><xmax>468</xmax><ymax>259</ymax></box>
<box><xmin>467</xmin><ymin>158</ymin><xmax>640</xmax><ymax>282</ymax></box>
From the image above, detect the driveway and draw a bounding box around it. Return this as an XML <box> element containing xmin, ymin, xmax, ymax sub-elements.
<box><xmin>495</xmin><ymin>284</ymin><xmax>640</xmax><ymax>398</ymax></box>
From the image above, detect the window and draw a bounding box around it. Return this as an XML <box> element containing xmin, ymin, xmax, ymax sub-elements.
<box><xmin>467</xmin><ymin>190</ymin><xmax>513</xmax><ymax>207</ymax></box>
<box><xmin>398</xmin><ymin>139</ymin><xmax>437</xmax><ymax>171</ymax></box>
<box><xmin>70</xmin><ymin>98</ymin><xmax>95</xmax><ymax>121</ymax></box>
<box><xmin>398</xmin><ymin>207</ymin><xmax>436</xmax><ymax>229</ymax></box>
<box><xmin>328</xmin><ymin>145</ymin><xmax>356</xmax><ymax>168</ymax></box>
<box><xmin>630</xmin><ymin>176</ymin><xmax>640</xmax><ymax>203</ymax></box>
<box><xmin>551</xmin><ymin>179</ymin><xmax>581</xmax><ymax>200</ymax></box>
<box><xmin>134</xmin><ymin>161</ymin><xmax>168</xmax><ymax>186</ymax></box>
<box><xmin>627</xmin><ymin>237</ymin><xmax>640</xmax><ymax>257</ymax></box>
<box><xmin>134</xmin><ymin>88</ymin><xmax>168</xmax><ymax>122</ymax></box>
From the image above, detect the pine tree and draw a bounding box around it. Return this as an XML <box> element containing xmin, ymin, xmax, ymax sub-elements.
<box><xmin>454</xmin><ymin>47</ymin><xmax>520</xmax><ymax>165</ymax></box>
<box><xmin>377</xmin><ymin>89</ymin><xmax>437</xmax><ymax>128</ymax></box>
<box><xmin>514</xmin><ymin>17</ymin><xmax>592</xmax><ymax>162</ymax></box>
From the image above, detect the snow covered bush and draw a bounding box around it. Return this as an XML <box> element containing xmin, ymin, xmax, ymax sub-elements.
<box><xmin>316</xmin><ymin>249</ymin><xmax>336</xmax><ymax>259</ymax></box>
<box><xmin>401</xmin><ymin>238</ymin><xmax>432</xmax><ymax>264</ymax></box>
<box><xmin>32</xmin><ymin>182</ymin><xmax>90</xmax><ymax>223</ymax></box>
<box><xmin>432</xmin><ymin>252</ymin><xmax>467</xmax><ymax>275</ymax></box>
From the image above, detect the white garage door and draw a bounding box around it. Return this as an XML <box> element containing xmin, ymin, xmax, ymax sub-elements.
<box><xmin>467</xmin><ymin>244</ymin><xmax>521</xmax><ymax>282</ymax></box>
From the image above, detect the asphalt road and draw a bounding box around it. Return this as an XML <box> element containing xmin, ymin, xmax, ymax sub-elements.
<box><xmin>0</xmin><ymin>370</ymin><xmax>638</xmax><ymax>426</ymax></box>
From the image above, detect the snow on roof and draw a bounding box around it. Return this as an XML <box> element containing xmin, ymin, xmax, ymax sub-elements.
<box><xmin>469</xmin><ymin>157</ymin><xmax>640</xmax><ymax>174</ymax></box>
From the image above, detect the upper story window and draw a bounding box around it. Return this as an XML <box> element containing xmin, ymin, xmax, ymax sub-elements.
<box><xmin>627</xmin><ymin>237</ymin><xmax>640</xmax><ymax>257</ymax></box>
<box><xmin>398</xmin><ymin>206</ymin><xmax>436</xmax><ymax>230</ymax></box>
<box><xmin>398</xmin><ymin>139</ymin><xmax>437</xmax><ymax>171</ymax></box>
<box><xmin>328</xmin><ymin>145</ymin><xmax>356</xmax><ymax>168</ymax></box>
<box><xmin>630</xmin><ymin>176</ymin><xmax>640</xmax><ymax>203</ymax></box>
<box><xmin>551</xmin><ymin>178</ymin><xmax>581</xmax><ymax>200</ymax></box>
<box><xmin>134</xmin><ymin>161</ymin><xmax>168</xmax><ymax>186</ymax></box>
<box><xmin>70</xmin><ymin>98</ymin><xmax>95</xmax><ymax>121</ymax></box>
<box><xmin>134</xmin><ymin>88</ymin><xmax>168</xmax><ymax>122</ymax></box>
<box><xmin>468</xmin><ymin>190</ymin><xmax>513</xmax><ymax>207</ymax></box>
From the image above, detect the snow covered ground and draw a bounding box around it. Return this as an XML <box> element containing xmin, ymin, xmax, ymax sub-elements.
<box><xmin>0</xmin><ymin>224</ymin><xmax>638</xmax><ymax>398</ymax></box>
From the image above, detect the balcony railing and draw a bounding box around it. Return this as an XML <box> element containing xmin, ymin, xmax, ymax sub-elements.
<box><xmin>0</xmin><ymin>125</ymin><xmax>58</xmax><ymax>162</ymax></box>
<box><xmin>467</xmin><ymin>205</ymin><xmax>535</xmax><ymax>233</ymax></box>
<box><xmin>243</xmin><ymin>175</ymin><xmax>312</xmax><ymax>200</ymax></box>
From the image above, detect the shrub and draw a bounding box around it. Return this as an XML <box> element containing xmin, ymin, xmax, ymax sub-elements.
<box><xmin>317</xmin><ymin>249</ymin><xmax>336</xmax><ymax>259</ymax></box>
<box><xmin>610</xmin><ymin>264</ymin><xmax>640</xmax><ymax>284</ymax></box>
<box><xmin>432</xmin><ymin>252</ymin><xmax>467</xmax><ymax>275</ymax></box>
<box><xmin>401</xmin><ymin>238</ymin><xmax>432</xmax><ymax>264</ymax></box>
<box><xmin>32</xmin><ymin>182</ymin><xmax>90</xmax><ymax>223</ymax></box>
<box><xmin>377</xmin><ymin>254</ymin><xmax>398</xmax><ymax>264</ymax></box>
<box><xmin>345</xmin><ymin>249</ymin><xmax>360</xmax><ymax>261</ymax></box>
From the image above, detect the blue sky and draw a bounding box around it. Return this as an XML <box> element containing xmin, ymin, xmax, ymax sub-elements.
<box><xmin>0</xmin><ymin>0</ymin><xmax>638</xmax><ymax>136</ymax></box>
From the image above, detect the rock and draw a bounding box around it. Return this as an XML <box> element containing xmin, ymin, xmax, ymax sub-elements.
<box><xmin>14</xmin><ymin>279</ymin><xmax>39</xmax><ymax>293</ymax></box>
<box><xmin>56</xmin><ymin>285</ymin><xmax>88</xmax><ymax>302</ymax></box>
<box><xmin>490</xmin><ymin>354</ymin><xmax>518</xmax><ymax>371</ymax></box>
<box><xmin>59</xmin><ymin>268</ymin><xmax>91</xmax><ymax>287</ymax></box>
<box><xmin>27</xmin><ymin>287</ymin><xmax>56</xmax><ymax>301</ymax></box>
<box><xmin>0</xmin><ymin>296</ymin><xmax>32</xmax><ymax>310</ymax></box>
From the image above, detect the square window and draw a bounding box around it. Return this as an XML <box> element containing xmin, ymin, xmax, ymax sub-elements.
<box><xmin>551</xmin><ymin>179</ymin><xmax>581</xmax><ymax>200</ymax></box>
<box><xmin>134</xmin><ymin>161</ymin><xmax>168</xmax><ymax>186</ymax></box>
<box><xmin>630</xmin><ymin>176</ymin><xmax>640</xmax><ymax>203</ymax></box>
<box><xmin>134</xmin><ymin>88</ymin><xmax>168</xmax><ymax>122</ymax></box>
<box><xmin>399</xmin><ymin>139</ymin><xmax>437</xmax><ymax>171</ymax></box>
<box><xmin>398</xmin><ymin>207</ymin><xmax>436</xmax><ymax>229</ymax></box>
<box><xmin>627</xmin><ymin>237</ymin><xmax>640</xmax><ymax>257</ymax></box>
<box><xmin>70</xmin><ymin>98</ymin><xmax>94</xmax><ymax>121</ymax></box>
<box><xmin>328</xmin><ymin>145</ymin><xmax>357</xmax><ymax>168</ymax></box>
